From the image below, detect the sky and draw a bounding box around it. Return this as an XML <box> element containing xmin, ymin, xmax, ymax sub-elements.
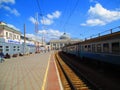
<box><xmin>0</xmin><ymin>0</ymin><xmax>120</xmax><ymax>42</ymax></box>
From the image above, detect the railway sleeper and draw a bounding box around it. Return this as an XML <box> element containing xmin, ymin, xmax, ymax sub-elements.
<box><xmin>55</xmin><ymin>52</ymin><xmax>90</xmax><ymax>90</ymax></box>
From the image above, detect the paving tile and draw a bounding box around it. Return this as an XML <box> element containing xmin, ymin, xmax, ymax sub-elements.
<box><xmin>0</xmin><ymin>52</ymin><xmax>51</xmax><ymax>90</ymax></box>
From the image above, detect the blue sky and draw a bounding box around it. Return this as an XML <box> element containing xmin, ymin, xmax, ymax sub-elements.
<box><xmin>0</xmin><ymin>0</ymin><xmax>120</xmax><ymax>41</ymax></box>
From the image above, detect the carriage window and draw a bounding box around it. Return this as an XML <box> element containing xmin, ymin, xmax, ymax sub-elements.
<box><xmin>6</xmin><ymin>46</ymin><xmax>9</xmax><ymax>48</ymax></box>
<box><xmin>6</xmin><ymin>46</ymin><xmax>9</xmax><ymax>51</ymax></box>
<box><xmin>13</xmin><ymin>46</ymin><xmax>16</xmax><ymax>51</ymax></box>
<box><xmin>81</xmin><ymin>46</ymin><xmax>84</xmax><ymax>51</ymax></box>
<box><xmin>97</xmin><ymin>44</ymin><xmax>101</xmax><ymax>52</ymax></box>
<box><xmin>85</xmin><ymin>45</ymin><xmax>87</xmax><ymax>48</ymax></box>
<box><xmin>13</xmin><ymin>46</ymin><xmax>16</xmax><ymax>48</ymax></box>
<box><xmin>88</xmin><ymin>45</ymin><xmax>91</xmax><ymax>52</ymax></box>
<box><xmin>0</xmin><ymin>46</ymin><xmax>3</xmax><ymax>52</ymax></box>
<box><xmin>112</xmin><ymin>42</ymin><xmax>120</xmax><ymax>54</ymax></box>
<box><xmin>18</xmin><ymin>46</ymin><xmax>20</xmax><ymax>50</ymax></box>
<box><xmin>84</xmin><ymin>45</ymin><xmax>88</xmax><ymax>52</ymax></box>
<box><xmin>92</xmin><ymin>44</ymin><xmax>96</xmax><ymax>52</ymax></box>
<box><xmin>103</xmin><ymin>43</ymin><xmax>109</xmax><ymax>53</ymax></box>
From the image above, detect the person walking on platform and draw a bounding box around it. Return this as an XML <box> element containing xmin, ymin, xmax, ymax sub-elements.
<box><xmin>0</xmin><ymin>50</ymin><xmax>4</xmax><ymax>63</ymax></box>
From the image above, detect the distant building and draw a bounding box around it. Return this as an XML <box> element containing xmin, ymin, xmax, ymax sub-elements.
<box><xmin>0</xmin><ymin>21</ymin><xmax>43</xmax><ymax>55</ymax></box>
<box><xmin>0</xmin><ymin>22</ymin><xmax>21</xmax><ymax>55</ymax></box>
<box><xmin>0</xmin><ymin>22</ymin><xmax>21</xmax><ymax>41</ymax></box>
<box><xmin>50</xmin><ymin>33</ymin><xmax>81</xmax><ymax>50</ymax></box>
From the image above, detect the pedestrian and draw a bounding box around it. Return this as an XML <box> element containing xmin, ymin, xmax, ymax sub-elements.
<box><xmin>0</xmin><ymin>50</ymin><xmax>4</xmax><ymax>63</ymax></box>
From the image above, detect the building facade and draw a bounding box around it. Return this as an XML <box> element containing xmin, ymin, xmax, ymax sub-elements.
<box><xmin>0</xmin><ymin>22</ymin><xmax>22</xmax><ymax>55</ymax></box>
<box><xmin>0</xmin><ymin>22</ymin><xmax>42</xmax><ymax>56</ymax></box>
<box><xmin>50</xmin><ymin>33</ymin><xmax>81</xmax><ymax>50</ymax></box>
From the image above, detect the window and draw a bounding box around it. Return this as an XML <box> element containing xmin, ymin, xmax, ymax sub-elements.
<box><xmin>88</xmin><ymin>45</ymin><xmax>91</xmax><ymax>52</ymax></box>
<box><xmin>6</xmin><ymin>46</ymin><xmax>9</xmax><ymax>51</ymax></box>
<box><xmin>53</xmin><ymin>44</ymin><xmax>56</xmax><ymax>46</ymax></box>
<box><xmin>112</xmin><ymin>42</ymin><xmax>120</xmax><ymax>54</ymax></box>
<box><xmin>85</xmin><ymin>45</ymin><xmax>87</xmax><ymax>48</ymax></box>
<box><xmin>97</xmin><ymin>44</ymin><xmax>101</xmax><ymax>52</ymax></box>
<box><xmin>17</xmin><ymin>46</ymin><xmax>20</xmax><ymax>51</ymax></box>
<box><xmin>13</xmin><ymin>46</ymin><xmax>16</xmax><ymax>48</ymax></box>
<box><xmin>84</xmin><ymin>45</ymin><xmax>88</xmax><ymax>52</ymax></box>
<box><xmin>60</xmin><ymin>43</ymin><xmax>63</xmax><ymax>47</ymax></box>
<box><xmin>17</xmin><ymin>35</ymin><xmax>19</xmax><ymax>39</ymax></box>
<box><xmin>0</xmin><ymin>46</ymin><xmax>2</xmax><ymax>48</ymax></box>
<box><xmin>14</xmin><ymin>35</ymin><xmax>16</xmax><ymax>39</ymax></box>
<box><xmin>9</xmin><ymin>33</ymin><xmax>13</xmax><ymax>39</ymax></box>
<box><xmin>92</xmin><ymin>44</ymin><xmax>96</xmax><ymax>52</ymax></box>
<box><xmin>6</xmin><ymin>32</ymin><xmax>8</xmax><ymax>38</ymax></box>
<box><xmin>0</xmin><ymin>46</ymin><xmax>3</xmax><ymax>52</ymax></box>
<box><xmin>13</xmin><ymin>46</ymin><xmax>16</xmax><ymax>51</ymax></box>
<box><xmin>103</xmin><ymin>43</ymin><xmax>109</xmax><ymax>53</ymax></box>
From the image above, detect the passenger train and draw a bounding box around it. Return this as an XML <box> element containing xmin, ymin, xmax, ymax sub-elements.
<box><xmin>62</xmin><ymin>29</ymin><xmax>120</xmax><ymax>66</ymax></box>
<box><xmin>0</xmin><ymin>36</ymin><xmax>38</xmax><ymax>58</ymax></box>
<box><xmin>0</xmin><ymin>22</ymin><xmax>47</xmax><ymax>58</ymax></box>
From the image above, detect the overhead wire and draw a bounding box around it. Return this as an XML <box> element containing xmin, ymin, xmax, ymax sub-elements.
<box><xmin>35</xmin><ymin>0</ymin><xmax>47</xmax><ymax>43</ymax></box>
<box><xmin>62</xmin><ymin>0</ymin><xmax>80</xmax><ymax>33</ymax></box>
<box><xmin>58</xmin><ymin>0</ymin><xmax>70</xmax><ymax>28</ymax></box>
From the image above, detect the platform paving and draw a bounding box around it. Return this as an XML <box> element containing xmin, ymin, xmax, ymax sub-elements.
<box><xmin>45</xmin><ymin>53</ymin><xmax>62</xmax><ymax>90</ymax></box>
<box><xmin>0</xmin><ymin>52</ymin><xmax>51</xmax><ymax>90</ymax></box>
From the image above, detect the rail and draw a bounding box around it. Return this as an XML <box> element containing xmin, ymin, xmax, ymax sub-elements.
<box><xmin>55</xmin><ymin>51</ymin><xmax>90</xmax><ymax>90</ymax></box>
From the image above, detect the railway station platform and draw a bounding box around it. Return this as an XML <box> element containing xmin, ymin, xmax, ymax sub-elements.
<box><xmin>0</xmin><ymin>51</ymin><xmax>62</xmax><ymax>90</ymax></box>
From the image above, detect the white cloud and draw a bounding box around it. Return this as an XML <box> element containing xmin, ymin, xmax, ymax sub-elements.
<box><xmin>26</xmin><ymin>29</ymin><xmax>64</xmax><ymax>42</ymax></box>
<box><xmin>29</xmin><ymin>16</ymin><xmax>39</xmax><ymax>24</ymax></box>
<box><xmin>81</xmin><ymin>3</ymin><xmax>120</xmax><ymax>26</ymax></box>
<box><xmin>26</xmin><ymin>34</ymin><xmax>41</xmax><ymax>41</ymax></box>
<box><xmin>47</xmin><ymin>11</ymin><xmax>61</xmax><ymax>19</ymax></box>
<box><xmin>38</xmin><ymin>29</ymin><xmax>63</xmax><ymax>40</ymax></box>
<box><xmin>0</xmin><ymin>0</ymin><xmax>15</xmax><ymax>4</ymax></box>
<box><xmin>41</xmin><ymin>10</ymin><xmax>61</xmax><ymax>25</ymax></box>
<box><xmin>7</xmin><ymin>23</ymin><xmax>20</xmax><ymax>31</ymax></box>
<box><xmin>81</xmin><ymin>19</ymin><xmax>105</xmax><ymax>26</ymax></box>
<box><xmin>41</xmin><ymin>17</ymin><xmax>53</xmax><ymax>25</ymax></box>
<box><xmin>0</xmin><ymin>4</ymin><xmax>20</xmax><ymax>16</ymax></box>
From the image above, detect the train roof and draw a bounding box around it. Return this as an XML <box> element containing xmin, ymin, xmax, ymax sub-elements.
<box><xmin>81</xmin><ymin>31</ymin><xmax>120</xmax><ymax>44</ymax></box>
<box><xmin>63</xmin><ymin>31</ymin><xmax>120</xmax><ymax>47</ymax></box>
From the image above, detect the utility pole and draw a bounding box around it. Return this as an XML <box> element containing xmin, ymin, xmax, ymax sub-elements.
<box><xmin>24</xmin><ymin>24</ymin><xmax>26</xmax><ymax>55</ymax></box>
<box><xmin>35</xmin><ymin>13</ymin><xmax>39</xmax><ymax>52</ymax></box>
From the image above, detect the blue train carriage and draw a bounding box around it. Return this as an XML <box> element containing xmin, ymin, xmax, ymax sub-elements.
<box><xmin>20</xmin><ymin>36</ymin><xmax>36</xmax><ymax>55</ymax></box>
<box><xmin>0</xmin><ymin>39</ymin><xmax>21</xmax><ymax>58</ymax></box>
<box><xmin>62</xmin><ymin>42</ymin><xmax>79</xmax><ymax>56</ymax></box>
<box><xmin>0</xmin><ymin>22</ymin><xmax>22</xmax><ymax>57</ymax></box>
<box><xmin>68</xmin><ymin>43</ymin><xmax>79</xmax><ymax>56</ymax></box>
<box><xmin>0</xmin><ymin>38</ymin><xmax>22</xmax><ymax>58</ymax></box>
<box><xmin>78</xmin><ymin>31</ymin><xmax>120</xmax><ymax>66</ymax></box>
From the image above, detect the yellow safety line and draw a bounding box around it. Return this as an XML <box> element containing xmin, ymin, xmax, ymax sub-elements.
<box><xmin>41</xmin><ymin>53</ymin><xmax>51</xmax><ymax>90</ymax></box>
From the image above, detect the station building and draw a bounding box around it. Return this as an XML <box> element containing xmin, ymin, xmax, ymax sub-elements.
<box><xmin>0</xmin><ymin>22</ymin><xmax>22</xmax><ymax>55</ymax></box>
<box><xmin>50</xmin><ymin>33</ymin><xmax>81</xmax><ymax>50</ymax></box>
<box><xmin>0</xmin><ymin>22</ymin><xmax>42</xmax><ymax>56</ymax></box>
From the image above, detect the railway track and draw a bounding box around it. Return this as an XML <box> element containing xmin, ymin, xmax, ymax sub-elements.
<box><xmin>58</xmin><ymin>51</ymin><xmax>120</xmax><ymax>90</ymax></box>
<box><xmin>54</xmin><ymin>52</ymin><xmax>90</xmax><ymax>90</ymax></box>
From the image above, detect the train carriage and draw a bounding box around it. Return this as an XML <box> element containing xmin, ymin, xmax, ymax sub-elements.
<box><xmin>79</xmin><ymin>31</ymin><xmax>120</xmax><ymax>65</ymax></box>
<box><xmin>62</xmin><ymin>31</ymin><xmax>120</xmax><ymax>66</ymax></box>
